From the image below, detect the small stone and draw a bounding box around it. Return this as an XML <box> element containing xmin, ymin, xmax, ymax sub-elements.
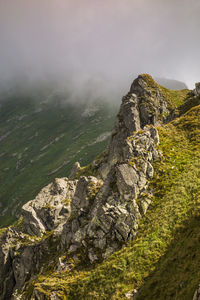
<box><xmin>88</xmin><ymin>249</ymin><xmax>98</xmax><ymax>263</ymax></box>
<box><xmin>68</xmin><ymin>244</ymin><xmax>78</xmax><ymax>253</ymax></box>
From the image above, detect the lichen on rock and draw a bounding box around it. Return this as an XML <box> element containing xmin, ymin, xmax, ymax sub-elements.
<box><xmin>0</xmin><ymin>74</ymin><xmax>196</xmax><ymax>299</ymax></box>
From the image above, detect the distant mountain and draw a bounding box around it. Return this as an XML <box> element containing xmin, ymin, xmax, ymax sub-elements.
<box><xmin>155</xmin><ymin>77</ymin><xmax>188</xmax><ymax>90</ymax></box>
<box><xmin>0</xmin><ymin>89</ymin><xmax>119</xmax><ymax>227</ymax></box>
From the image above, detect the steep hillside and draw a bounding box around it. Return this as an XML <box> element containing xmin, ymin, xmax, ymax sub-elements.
<box><xmin>57</xmin><ymin>104</ymin><xmax>200</xmax><ymax>300</ymax></box>
<box><xmin>0</xmin><ymin>78</ymin><xmax>187</xmax><ymax>228</ymax></box>
<box><xmin>0</xmin><ymin>74</ymin><xmax>199</xmax><ymax>300</ymax></box>
<box><xmin>0</xmin><ymin>91</ymin><xmax>119</xmax><ymax>227</ymax></box>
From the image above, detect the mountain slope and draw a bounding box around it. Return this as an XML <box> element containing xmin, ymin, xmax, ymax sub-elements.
<box><xmin>29</xmin><ymin>76</ymin><xmax>200</xmax><ymax>300</ymax></box>
<box><xmin>60</xmin><ymin>105</ymin><xmax>200</xmax><ymax>300</ymax></box>
<box><xmin>0</xmin><ymin>74</ymin><xmax>199</xmax><ymax>300</ymax></box>
<box><xmin>0</xmin><ymin>92</ymin><xmax>119</xmax><ymax>227</ymax></box>
<box><xmin>0</xmin><ymin>77</ymin><xmax>187</xmax><ymax>228</ymax></box>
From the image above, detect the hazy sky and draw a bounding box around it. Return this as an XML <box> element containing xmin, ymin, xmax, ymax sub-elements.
<box><xmin>0</xmin><ymin>0</ymin><xmax>199</xmax><ymax>97</ymax></box>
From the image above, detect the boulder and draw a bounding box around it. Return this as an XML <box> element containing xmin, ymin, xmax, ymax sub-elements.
<box><xmin>22</xmin><ymin>178</ymin><xmax>77</xmax><ymax>236</ymax></box>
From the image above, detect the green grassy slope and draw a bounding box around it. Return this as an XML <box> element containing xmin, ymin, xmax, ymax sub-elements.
<box><xmin>30</xmin><ymin>98</ymin><xmax>200</xmax><ymax>299</ymax></box>
<box><xmin>0</xmin><ymin>77</ymin><xmax>188</xmax><ymax>228</ymax></box>
<box><xmin>0</xmin><ymin>93</ymin><xmax>119</xmax><ymax>227</ymax></box>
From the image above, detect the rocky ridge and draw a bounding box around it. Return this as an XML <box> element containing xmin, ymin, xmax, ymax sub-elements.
<box><xmin>0</xmin><ymin>74</ymin><xmax>198</xmax><ymax>299</ymax></box>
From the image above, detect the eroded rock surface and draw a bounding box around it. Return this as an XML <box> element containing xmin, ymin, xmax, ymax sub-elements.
<box><xmin>22</xmin><ymin>177</ymin><xmax>77</xmax><ymax>236</ymax></box>
<box><xmin>61</xmin><ymin>125</ymin><xmax>160</xmax><ymax>262</ymax></box>
<box><xmin>0</xmin><ymin>178</ymin><xmax>77</xmax><ymax>299</ymax></box>
<box><xmin>100</xmin><ymin>74</ymin><xmax>170</xmax><ymax>178</ymax></box>
<box><xmin>0</xmin><ymin>74</ymin><xmax>175</xmax><ymax>299</ymax></box>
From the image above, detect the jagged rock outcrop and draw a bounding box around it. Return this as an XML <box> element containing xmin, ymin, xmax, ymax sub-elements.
<box><xmin>0</xmin><ymin>178</ymin><xmax>77</xmax><ymax>299</ymax></box>
<box><xmin>100</xmin><ymin>74</ymin><xmax>171</xmax><ymax>178</ymax></box>
<box><xmin>0</xmin><ymin>227</ymin><xmax>47</xmax><ymax>299</ymax></box>
<box><xmin>0</xmin><ymin>74</ymin><xmax>187</xmax><ymax>299</ymax></box>
<box><xmin>22</xmin><ymin>178</ymin><xmax>77</xmax><ymax>236</ymax></box>
<box><xmin>61</xmin><ymin>125</ymin><xmax>160</xmax><ymax>262</ymax></box>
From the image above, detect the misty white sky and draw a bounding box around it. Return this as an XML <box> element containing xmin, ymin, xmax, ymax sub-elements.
<box><xmin>0</xmin><ymin>0</ymin><xmax>200</xmax><ymax>97</ymax></box>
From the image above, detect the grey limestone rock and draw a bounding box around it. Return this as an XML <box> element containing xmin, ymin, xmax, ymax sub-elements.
<box><xmin>100</xmin><ymin>75</ymin><xmax>168</xmax><ymax>179</ymax></box>
<box><xmin>0</xmin><ymin>177</ymin><xmax>78</xmax><ymax>299</ymax></box>
<box><xmin>58</xmin><ymin>76</ymin><xmax>162</xmax><ymax>264</ymax></box>
<box><xmin>0</xmin><ymin>74</ymin><xmax>168</xmax><ymax>298</ymax></box>
<box><xmin>116</xmin><ymin>164</ymin><xmax>139</xmax><ymax>198</ymax></box>
<box><xmin>0</xmin><ymin>226</ymin><xmax>56</xmax><ymax>299</ymax></box>
<box><xmin>60</xmin><ymin>125</ymin><xmax>160</xmax><ymax>263</ymax></box>
<box><xmin>22</xmin><ymin>177</ymin><xmax>77</xmax><ymax>236</ymax></box>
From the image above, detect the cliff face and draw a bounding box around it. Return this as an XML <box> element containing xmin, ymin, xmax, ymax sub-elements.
<box><xmin>0</xmin><ymin>74</ymin><xmax>200</xmax><ymax>300</ymax></box>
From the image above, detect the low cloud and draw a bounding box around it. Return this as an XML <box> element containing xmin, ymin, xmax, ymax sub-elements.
<box><xmin>0</xmin><ymin>0</ymin><xmax>199</xmax><ymax>99</ymax></box>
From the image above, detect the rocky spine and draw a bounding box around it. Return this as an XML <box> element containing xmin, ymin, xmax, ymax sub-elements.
<box><xmin>0</xmin><ymin>74</ymin><xmax>199</xmax><ymax>299</ymax></box>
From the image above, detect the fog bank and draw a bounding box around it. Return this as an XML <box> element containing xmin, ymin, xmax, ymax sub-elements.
<box><xmin>0</xmin><ymin>0</ymin><xmax>199</xmax><ymax>99</ymax></box>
